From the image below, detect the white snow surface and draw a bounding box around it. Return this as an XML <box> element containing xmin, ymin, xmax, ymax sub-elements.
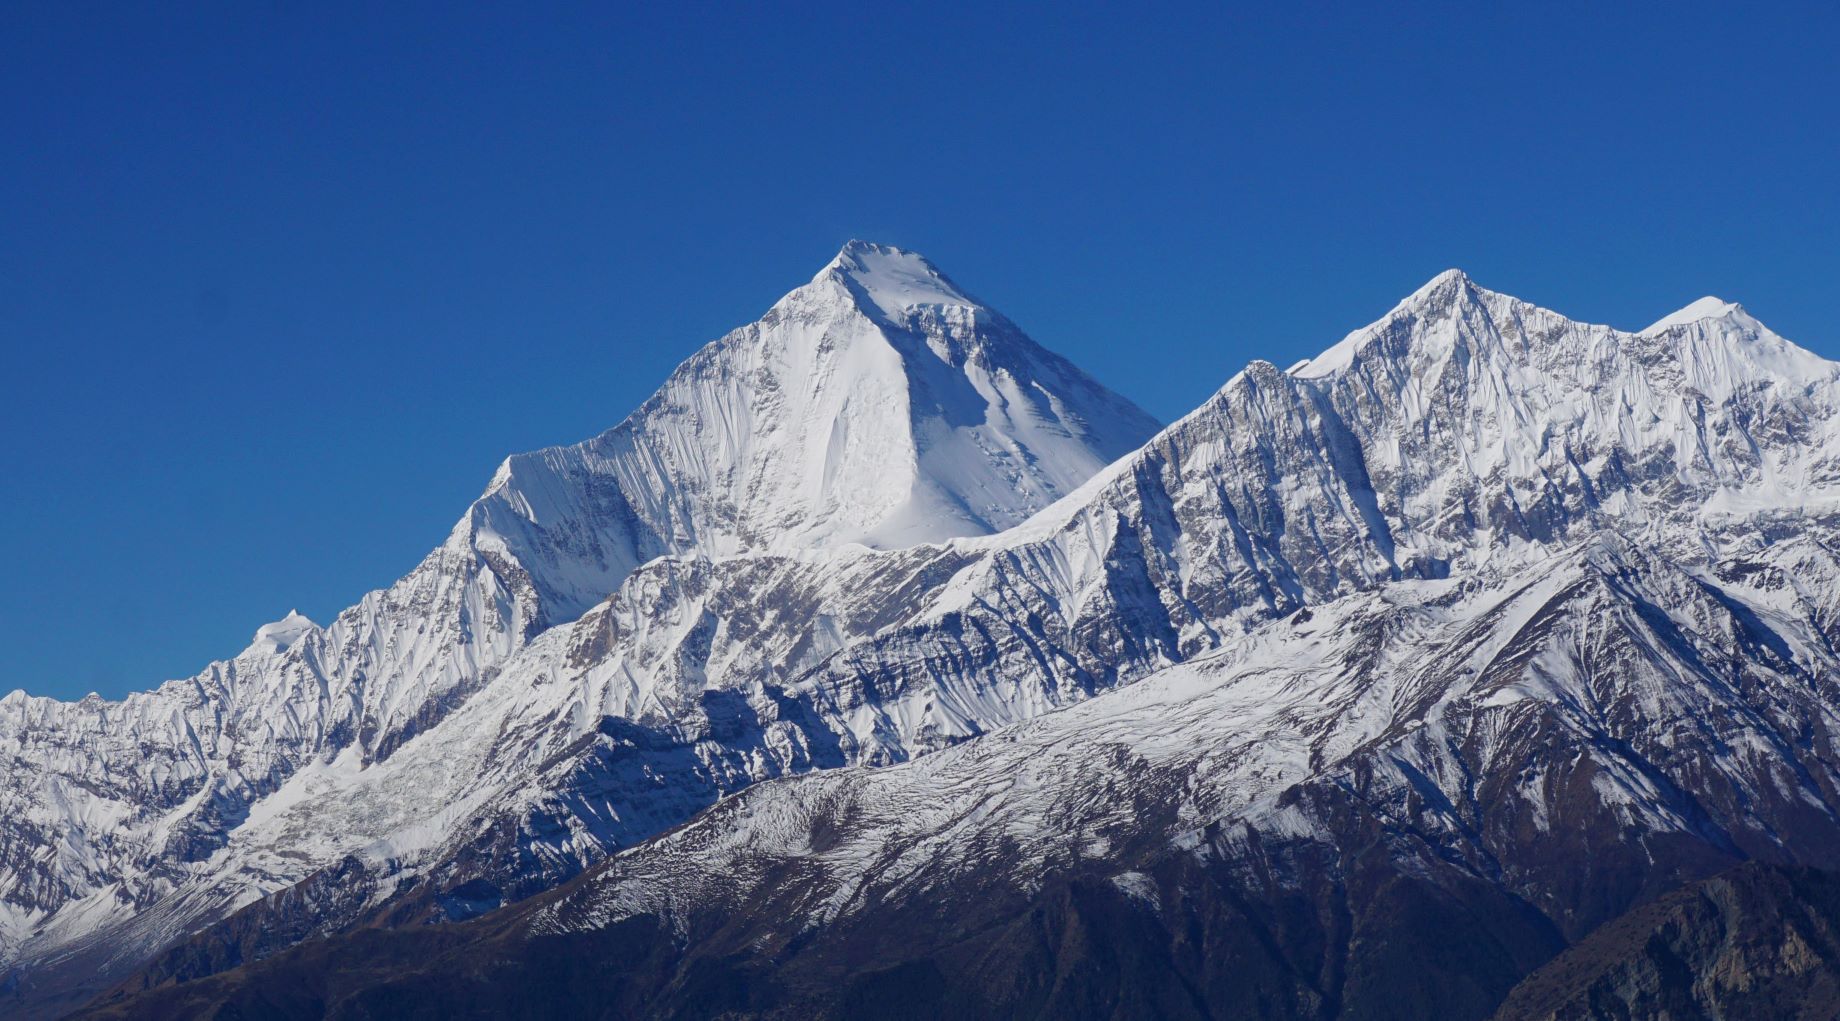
<box><xmin>6</xmin><ymin>260</ymin><xmax>1840</xmax><ymax>1006</ymax></box>
<box><xmin>242</xmin><ymin>611</ymin><xmax>316</xmax><ymax>658</ymax></box>
<box><xmin>1643</xmin><ymin>295</ymin><xmax>1742</xmax><ymax>334</ymax></box>
<box><xmin>0</xmin><ymin>241</ymin><xmax>1157</xmax><ymax>985</ymax></box>
<box><xmin>539</xmin><ymin>534</ymin><xmax>1840</xmax><ymax>939</ymax></box>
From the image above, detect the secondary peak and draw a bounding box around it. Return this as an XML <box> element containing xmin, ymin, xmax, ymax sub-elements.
<box><xmin>244</xmin><ymin>609</ymin><xmax>316</xmax><ymax>658</ymax></box>
<box><xmin>1642</xmin><ymin>296</ymin><xmax>1743</xmax><ymax>335</ymax></box>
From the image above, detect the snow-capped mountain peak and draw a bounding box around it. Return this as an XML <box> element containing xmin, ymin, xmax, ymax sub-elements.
<box><xmin>0</xmin><ymin>245</ymin><xmax>1161</xmax><ymax>1011</ymax></box>
<box><xmin>814</xmin><ymin>239</ymin><xmax>979</xmax><ymax>322</ymax></box>
<box><xmin>1391</xmin><ymin>266</ymin><xmax>1478</xmax><ymax>312</ymax></box>
<box><xmin>1293</xmin><ymin>269</ymin><xmax>1833</xmax><ymax>399</ymax></box>
<box><xmin>242</xmin><ymin>610</ymin><xmax>316</xmax><ymax>657</ymax></box>
<box><xmin>458</xmin><ymin>241</ymin><xmax>1160</xmax><ymax>606</ymax></box>
<box><xmin>1643</xmin><ymin>294</ymin><xmax>1745</xmax><ymax>334</ymax></box>
<box><xmin>1290</xmin><ymin>267</ymin><xmax>1481</xmax><ymax>378</ymax></box>
<box><xmin>1416</xmin><ymin>265</ymin><xmax>1473</xmax><ymax>292</ymax></box>
<box><xmin>12</xmin><ymin>260</ymin><xmax>1838</xmax><ymax>1019</ymax></box>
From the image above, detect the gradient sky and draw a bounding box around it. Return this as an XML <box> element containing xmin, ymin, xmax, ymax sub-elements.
<box><xmin>3</xmin><ymin>1</ymin><xmax>1836</xmax><ymax>699</ymax></box>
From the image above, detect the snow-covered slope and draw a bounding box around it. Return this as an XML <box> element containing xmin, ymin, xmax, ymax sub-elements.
<box><xmin>240</xmin><ymin>612</ymin><xmax>314</xmax><ymax>658</ymax></box>
<box><xmin>60</xmin><ymin>269</ymin><xmax>1840</xmax><ymax>1014</ymax></box>
<box><xmin>81</xmin><ymin>530</ymin><xmax>1840</xmax><ymax>1019</ymax></box>
<box><xmin>536</xmin><ymin>530</ymin><xmax>1840</xmax><ymax>943</ymax></box>
<box><xmin>0</xmin><ymin>242</ymin><xmax>1157</xmax><ymax>1012</ymax></box>
<box><xmin>472</xmin><ymin>239</ymin><xmax>1158</xmax><ymax>589</ymax></box>
<box><xmin>15</xmin><ymin>263</ymin><xmax>1840</xmax><ymax>1019</ymax></box>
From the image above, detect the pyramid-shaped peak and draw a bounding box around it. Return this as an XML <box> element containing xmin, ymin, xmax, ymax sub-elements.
<box><xmin>816</xmin><ymin>240</ymin><xmax>981</xmax><ymax>319</ymax></box>
<box><xmin>827</xmin><ymin>238</ymin><xmax>941</xmax><ymax>272</ymax></box>
<box><xmin>473</xmin><ymin>237</ymin><xmax>1161</xmax><ymax>605</ymax></box>
<box><xmin>1397</xmin><ymin>268</ymin><xmax>1487</xmax><ymax>307</ymax></box>
<box><xmin>1291</xmin><ymin>269</ymin><xmax>1488</xmax><ymax>378</ymax></box>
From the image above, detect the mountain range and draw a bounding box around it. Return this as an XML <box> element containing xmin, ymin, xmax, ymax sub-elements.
<box><xmin>7</xmin><ymin>242</ymin><xmax>1840</xmax><ymax>1020</ymax></box>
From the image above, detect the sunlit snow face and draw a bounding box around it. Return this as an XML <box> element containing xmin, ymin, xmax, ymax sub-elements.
<box><xmin>10</xmin><ymin>256</ymin><xmax>1840</xmax><ymax>1020</ymax></box>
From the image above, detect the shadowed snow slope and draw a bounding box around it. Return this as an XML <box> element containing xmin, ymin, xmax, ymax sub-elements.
<box><xmin>0</xmin><ymin>242</ymin><xmax>1157</xmax><ymax>1017</ymax></box>
<box><xmin>18</xmin><ymin>265</ymin><xmax>1840</xmax><ymax>1020</ymax></box>
<box><xmin>76</xmin><ymin>533</ymin><xmax>1840</xmax><ymax>1020</ymax></box>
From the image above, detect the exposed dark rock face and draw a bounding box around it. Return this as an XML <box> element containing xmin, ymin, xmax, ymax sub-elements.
<box><xmin>1494</xmin><ymin>864</ymin><xmax>1840</xmax><ymax>1021</ymax></box>
<box><xmin>73</xmin><ymin>843</ymin><xmax>1564</xmax><ymax>1021</ymax></box>
<box><xmin>72</xmin><ymin>539</ymin><xmax>1840</xmax><ymax>1019</ymax></box>
<box><xmin>18</xmin><ymin>263</ymin><xmax>1840</xmax><ymax>1020</ymax></box>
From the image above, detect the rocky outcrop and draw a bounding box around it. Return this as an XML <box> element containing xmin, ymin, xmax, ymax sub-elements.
<box><xmin>1495</xmin><ymin>864</ymin><xmax>1840</xmax><ymax>1021</ymax></box>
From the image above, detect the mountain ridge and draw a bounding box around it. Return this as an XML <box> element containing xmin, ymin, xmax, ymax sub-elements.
<box><xmin>74</xmin><ymin>528</ymin><xmax>1840</xmax><ymax>1019</ymax></box>
<box><xmin>0</xmin><ymin>242</ymin><xmax>1160</xmax><ymax>1017</ymax></box>
<box><xmin>10</xmin><ymin>253</ymin><xmax>1840</xmax><ymax>1019</ymax></box>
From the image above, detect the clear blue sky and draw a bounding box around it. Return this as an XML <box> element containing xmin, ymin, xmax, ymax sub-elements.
<box><xmin>3</xmin><ymin>2</ymin><xmax>1835</xmax><ymax>699</ymax></box>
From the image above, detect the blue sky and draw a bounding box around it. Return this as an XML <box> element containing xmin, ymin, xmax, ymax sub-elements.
<box><xmin>3</xmin><ymin>2</ymin><xmax>1835</xmax><ymax>699</ymax></box>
